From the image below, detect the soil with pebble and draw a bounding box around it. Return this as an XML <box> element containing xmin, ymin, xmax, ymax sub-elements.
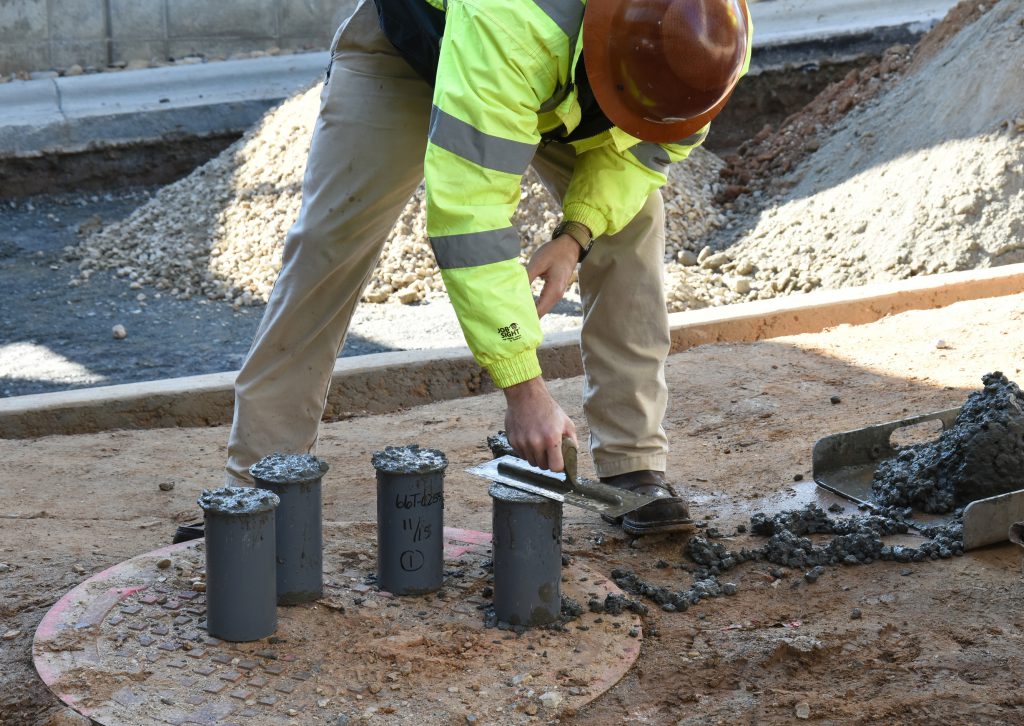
<box><xmin>4</xmin><ymin>290</ymin><xmax>1024</xmax><ymax>725</ymax></box>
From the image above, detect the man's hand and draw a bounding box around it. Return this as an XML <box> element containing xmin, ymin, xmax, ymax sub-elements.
<box><xmin>527</xmin><ymin>234</ymin><xmax>580</xmax><ymax>318</ymax></box>
<box><xmin>503</xmin><ymin>376</ymin><xmax>576</xmax><ymax>471</ymax></box>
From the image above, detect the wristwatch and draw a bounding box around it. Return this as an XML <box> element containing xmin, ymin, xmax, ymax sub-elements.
<box><xmin>553</xmin><ymin>220</ymin><xmax>594</xmax><ymax>262</ymax></box>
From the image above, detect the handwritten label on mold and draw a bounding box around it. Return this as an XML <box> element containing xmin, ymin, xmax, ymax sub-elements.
<box><xmin>383</xmin><ymin>476</ymin><xmax>443</xmax><ymax>581</ymax></box>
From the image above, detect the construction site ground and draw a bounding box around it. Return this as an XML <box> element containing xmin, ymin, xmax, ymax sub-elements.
<box><xmin>3</xmin><ymin>290</ymin><xmax>1024</xmax><ymax>726</ymax></box>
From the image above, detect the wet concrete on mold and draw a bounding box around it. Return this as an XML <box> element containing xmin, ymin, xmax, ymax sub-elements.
<box><xmin>197</xmin><ymin>485</ymin><xmax>280</xmax><ymax>515</ymax></box>
<box><xmin>371</xmin><ymin>444</ymin><xmax>448</xmax><ymax>474</ymax></box>
<box><xmin>249</xmin><ymin>452</ymin><xmax>329</xmax><ymax>484</ymax></box>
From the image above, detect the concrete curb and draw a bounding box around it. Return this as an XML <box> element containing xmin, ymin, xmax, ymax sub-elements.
<box><xmin>0</xmin><ymin>53</ymin><xmax>328</xmax><ymax>158</ymax></box>
<box><xmin>3</xmin><ymin>263</ymin><xmax>1022</xmax><ymax>439</ymax></box>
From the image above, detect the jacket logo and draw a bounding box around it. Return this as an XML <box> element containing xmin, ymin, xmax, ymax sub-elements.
<box><xmin>498</xmin><ymin>323</ymin><xmax>521</xmax><ymax>341</ymax></box>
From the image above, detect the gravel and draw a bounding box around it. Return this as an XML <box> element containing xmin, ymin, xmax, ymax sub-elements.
<box><xmin>68</xmin><ymin>83</ymin><xmax>724</xmax><ymax>309</ymax></box>
<box><xmin>65</xmin><ymin>2</ymin><xmax>1024</xmax><ymax>325</ymax></box>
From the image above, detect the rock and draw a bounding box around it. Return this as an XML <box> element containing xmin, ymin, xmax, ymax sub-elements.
<box><xmin>726</xmin><ymin>276</ymin><xmax>751</xmax><ymax>294</ymax></box>
<box><xmin>830</xmin><ymin>395</ymin><xmax>842</xmax><ymax>404</ymax></box>
<box><xmin>851</xmin><ymin>608</ymin><xmax>862</xmax><ymax>619</ymax></box>
<box><xmin>697</xmin><ymin>245</ymin><xmax>713</xmax><ymax>263</ymax></box>
<box><xmin>735</xmin><ymin>260</ymin><xmax>756</xmax><ymax>275</ymax></box>
<box><xmin>2</xmin><ymin>629</ymin><xmax>21</xmax><ymax>640</ymax></box>
<box><xmin>65</xmin><ymin>64</ymin><xmax>84</xmax><ymax>76</ymax></box>
<box><xmin>524</xmin><ymin>703</ymin><xmax>538</xmax><ymax>716</ymax></box>
<box><xmin>539</xmin><ymin>691</ymin><xmax>563</xmax><ymax>709</ymax></box>
<box><xmin>795</xmin><ymin>701</ymin><xmax>811</xmax><ymax>719</ymax></box>
<box><xmin>158</xmin><ymin>481</ymin><xmax>175</xmax><ymax>491</ymax></box>
<box><xmin>804</xmin><ymin>565</ymin><xmax>826</xmax><ymax>583</ymax></box>
<box><xmin>676</xmin><ymin>249</ymin><xmax>699</xmax><ymax>266</ymax></box>
<box><xmin>156</xmin><ymin>558</ymin><xmax>172</xmax><ymax>570</ymax></box>
<box><xmin>701</xmin><ymin>251</ymin><xmax>731</xmax><ymax>270</ymax></box>
<box><xmin>112</xmin><ymin>324</ymin><xmax>127</xmax><ymax>340</ymax></box>
<box><xmin>72</xmin><ymin>563</ymin><xmax>86</xmax><ymax>574</ymax></box>
<box><xmin>934</xmin><ymin>338</ymin><xmax>953</xmax><ymax>349</ymax></box>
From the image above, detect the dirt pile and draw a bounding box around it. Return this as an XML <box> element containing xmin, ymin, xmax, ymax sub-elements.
<box><xmin>873</xmin><ymin>372</ymin><xmax>1024</xmax><ymax>513</ymax></box>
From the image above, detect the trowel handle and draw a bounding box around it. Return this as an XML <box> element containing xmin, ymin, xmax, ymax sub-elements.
<box><xmin>561</xmin><ymin>436</ymin><xmax>579</xmax><ymax>485</ymax></box>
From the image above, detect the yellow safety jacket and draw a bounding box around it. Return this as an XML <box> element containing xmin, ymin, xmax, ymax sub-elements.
<box><xmin>379</xmin><ymin>0</ymin><xmax>751</xmax><ymax>388</ymax></box>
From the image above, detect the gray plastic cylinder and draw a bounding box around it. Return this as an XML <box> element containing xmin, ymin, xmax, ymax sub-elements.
<box><xmin>489</xmin><ymin>482</ymin><xmax>562</xmax><ymax>627</ymax></box>
<box><xmin>372</xmin><ymin>445</ymin><xmax>447</xmax><ymax>595</ymax></box>
<box><xmin>198</xmin><ymin>486</ymin><xmax>280</xmax><ymax>642</ymax></box>
<box><xmin>250</xmin><ymin>453</ymin><xmax>328</xmax><ymax>605</ymax></box>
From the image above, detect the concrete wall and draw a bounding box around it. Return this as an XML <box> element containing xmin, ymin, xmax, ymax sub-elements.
<box><xmin>0</xmin><ymin>0</ymin><xmax>358</xmax><ymax>75</ymax></box>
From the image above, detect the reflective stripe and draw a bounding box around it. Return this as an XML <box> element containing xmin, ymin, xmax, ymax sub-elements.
<box><xmin>675</xmin><ymin>129</ymin><xmax>709</xmax><ymax>146</ymax></box>
<box><xmin>532</xmin><ymin>0</ymin><xmax>584</xmax><ymax>37</ymax></box>
<box><xmin>428</xmin><ymin>106</ymin><xmax>537</xmax><ymax>175</ymax></box>
<box><xmin>430</xmin><ymin>227</ymin><xmax>522</xmax><ymax>269</ymax></box>
<box><xmin>629</xmin><ymin>143</ymin><xmax>671</xmax><ymax>174</ymax></box>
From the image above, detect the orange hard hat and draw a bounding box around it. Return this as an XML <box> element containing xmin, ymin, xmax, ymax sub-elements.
<box><xmin>583</xmin><ymin>0</ymin><xmax>751</xmax><ymax>143</ymax></box>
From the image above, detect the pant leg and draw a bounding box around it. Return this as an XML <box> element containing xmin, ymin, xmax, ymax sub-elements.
<box><xmin>532</xmin><ymin>143</ymin><xmax>671</xmax><ymax>478</ymax></box>
<box><xmin>226</xmin><ymin>0</ymin><xmax>433</xmax><ymax>484</ymax></box>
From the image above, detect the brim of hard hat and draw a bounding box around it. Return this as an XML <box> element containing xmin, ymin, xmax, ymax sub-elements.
<box><xmin>583</xmin><ymin>0</ymin><xmax>750</xmax><ymax>145</ymax></box>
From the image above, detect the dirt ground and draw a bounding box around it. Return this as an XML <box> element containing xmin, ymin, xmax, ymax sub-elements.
<box><xmin>3</xmin><ymin>292</ymin><xmax>1024</xmax><ymax>726</ymax></box>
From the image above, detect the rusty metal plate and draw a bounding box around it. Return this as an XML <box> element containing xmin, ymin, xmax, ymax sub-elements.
<box><xmin>34</xmin><ymin>524</ymin><xmax>641</xmax><ymax>725</ymax></box>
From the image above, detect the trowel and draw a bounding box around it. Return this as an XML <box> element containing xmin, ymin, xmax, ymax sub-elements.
<box><xmin>467</xmin><ymin>438</ymin><xmax>658</xmax><ymax>518</ymax></box>
<box><xmin>812</xmin><ymin>407</ymin><xmax>1024</xmax><ymax>550</ymax></box>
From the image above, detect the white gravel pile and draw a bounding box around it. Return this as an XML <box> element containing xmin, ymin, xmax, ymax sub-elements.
<box><xmin>75</xmin><ymin>0</ymin><xmax>1023</xmax><ymax>316</ymax></box>
<box><xmin>73</xmin><ymin>85</ymin><xmax>724</xmax><ymax>307</ymax></box>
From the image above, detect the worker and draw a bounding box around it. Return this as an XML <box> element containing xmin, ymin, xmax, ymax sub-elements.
<box><xmin>225</xmin><ymin>0</ymin><xmax>751</xmax><ymax>536</ymax></box>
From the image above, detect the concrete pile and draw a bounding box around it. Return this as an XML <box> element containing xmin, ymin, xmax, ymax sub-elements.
<box><xmin>873</xmin><ymin>372</ymin><xmax>1024</xmax><ymax>513</ymax></box>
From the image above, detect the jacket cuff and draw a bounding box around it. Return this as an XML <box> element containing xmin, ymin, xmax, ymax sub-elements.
<box><xmin>562</xmin><ymin>202</ymin><xmax>609</xmax><ymax>239</ymax></box>
<box><xmin>486</xmin><ymin>349</ymin><xmax>543</xmax><ymax>389</ymax></box>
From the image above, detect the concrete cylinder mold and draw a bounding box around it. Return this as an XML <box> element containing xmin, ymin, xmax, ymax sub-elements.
<box><xmin>489</xmin><ymin>482</ymin><xmax>562</xmax><ymax>627</ymax></box>
<box><xmin>250</xmin><ymin>453</ymin><xmax>329</xmax><ymax>605</ymax></box>
<box><xmin>198</xmin><ymin>486</ymin><xmax>280</xmax><ymax>642</ymax></box>
<box><xmin>372</xmin><ymin>445</ymin><xmax>447</xmax><ymax>595</ymax></box>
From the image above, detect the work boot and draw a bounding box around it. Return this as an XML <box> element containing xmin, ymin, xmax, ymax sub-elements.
<box><xmin>600</xmin><ymin>470</ymin><xmax>693</xmax><ymax>536</ymax></box>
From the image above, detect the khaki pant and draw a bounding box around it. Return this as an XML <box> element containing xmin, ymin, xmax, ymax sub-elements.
<box><xmin>226</xmin><ymin>0</ymin><xmax>670</xmax><ymax>484</ymax></box>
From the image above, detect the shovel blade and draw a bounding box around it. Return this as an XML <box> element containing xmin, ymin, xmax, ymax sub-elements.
<box><xmin>467</xmin><ymin>456</ymin><xmax>656</xmax><ymax>518</ymax></box>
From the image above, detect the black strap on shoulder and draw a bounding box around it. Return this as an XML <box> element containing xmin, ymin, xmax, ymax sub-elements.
<box><xmin>372</xmin><ymin>0</ymin><xmax>613</xmax><ymax>142</ymax></box>
<box><xmin>372</xmin><ymin>0</ymin><xmax>446</xmax><ymax>84</ymax></box>
<box><xmin>541</xmin><ymin>52</ymin><xmax>614</xmax><ymax>143</ymax></box>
